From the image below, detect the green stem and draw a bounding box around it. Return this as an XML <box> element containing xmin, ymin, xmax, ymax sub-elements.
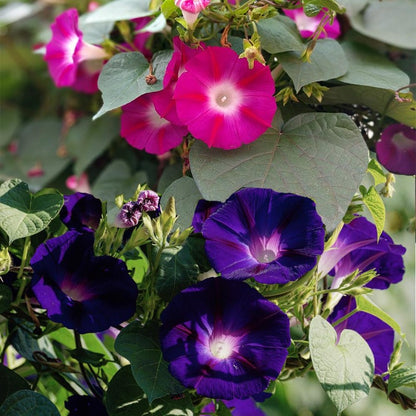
<box><xmin>12</xmin><ymin>237</ymin><xmax>31</xmax><ymax>307</ymax></box>
<box><xmin>331</xmin><ymin>308</ymin><xmax>359</xmax><ymax>328</ymax></box>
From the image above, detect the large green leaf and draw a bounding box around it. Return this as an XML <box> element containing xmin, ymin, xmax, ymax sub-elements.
<box><xmin>104</xmin><ymin>365</ymin><xmax>194</xmax><ymax>416</ymax></box>
<box><xmin>338</xmin><ymin>42</ymin><xmax>410</xmax><ymax>91</ymax></box>
<box><xmin>0</xmin><ymin>365</ymin><xmax>30</xmax><ymax>406</ymax></box>
<box><xmin>257</xmin><ymin>15</ymin><xmax>304</xmax><ymax>54</ymax></box>
<box><xmin>95</xmin><ymin>51</ymin><xmax>173</xmax><ymax>119</ymax></box>
<box><xmin>0</xmin><ymin>390</ymin><xmax>60</xmax><ymax>416</ymax></box>
<box><xmin>387</xmin><ymin>366</ymin><xmax>416</xmax><ymax>395</ymax></box>
<box><xmin>309</xmin><ymin>316</ymin><xmax>374</xmax><ymax>414</ymax></box>
<box><xmin>348</xmin><ymin>0</ymin><xmax>416</xmax><ymax>49</ymax></box>
<box><xmin>0</xmin><ymin>179</ymin><xmax>63</xmax><ymax>245</ymax></box>
<box><xmin>66</xmin><ymin>116</ymin><xmax>120</xmax><ymax>176</ymax></box>
<box><xmin>190</xmin><ymin>113</ymin><xmax>368</xmax><ymax>231</ymax></box>
<box><xmin>322</xmin><ymin>85</ymin><xmax>416</xmax><ymax>127</ymax></box>
<box><xmin>115</xmin><ymin>321</ymin><xmax>185</xmax><ymax>403</ymax></box>
<box><xmin>277</xmin><ymin>39</ymin><xmax>348</xmax><ymax>92</ymax></box>
<box><xmin>0</xmin><ymin>107</ymin><xmax>20</xmax><ymax>146</ymax></box>
<box><xmin>160</xmin><ymin>176</ymin><xmax>202</xmax><ymax>231</ymax></box>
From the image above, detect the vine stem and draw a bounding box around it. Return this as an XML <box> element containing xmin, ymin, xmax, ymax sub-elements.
<box><xmin>12</xmin><ymin>237</ymin><xmax>31</xmax><ymax>307</ymax></box>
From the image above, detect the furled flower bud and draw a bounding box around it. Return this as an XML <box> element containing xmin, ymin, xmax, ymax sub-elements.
<box><xmin>175</xmin><ymin>0</ymin><xmax>210</xmax><ymax>28</ymax></box>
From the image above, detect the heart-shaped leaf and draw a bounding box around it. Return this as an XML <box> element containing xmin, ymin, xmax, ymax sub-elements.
<box><xmin>0</xmin><ymin>390</ymin><xmax>59</xmax><ymax>416</ymax></box>
<box><xmin>0</xmin><ymin>179</ymin><xmax>63</xmax><ymax>245</ymax></box>
<box><xmin>309</xmin><ymin>316</ymin><xmax>374</xmax><ymax>414</ymax></box>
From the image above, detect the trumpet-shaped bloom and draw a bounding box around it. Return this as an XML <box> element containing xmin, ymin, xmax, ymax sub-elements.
<box><xmin>318</xmin><ymin>216</ymin><xmax>405</xmax><ymax>290</ymax></box>
<box><xmin>175</xmin><ymin>0</ymin><xmax>210</xmax><ymax>28</ymax></box>
<box><xmin>202</xmin><ymin>188</ymin><xmax>325</xmax><ymax>284</ymax></box>
<box><xmin>191</xmin><ymin>199</ymin><xmax>223</xmax><ymax>233</ymax></box>
<box><xmin>328</xmin><ymin>296</ymin><xmax>394</xmax><ymax>375</ymax></box>
<box><xmin>174</xmin><ymin>47</ymin><xmax>276</xmax><ymax>149</ymax></box>
<box><xmin>202</xmin><ymin>397</ymin><xmax>265</xmax><ymax>415</ymax></box>
<box><xmin>30</xmin><ymin>230</ymin><xmax>138</xmax><ymax>333</ymax></box>
<box><xmin>376</xmin><ymin>124</ymin><xmax>416</xmax><ymax>175</ymax></box>
<box><xmin>283</xmin><ymin>8</ymin><xmax>340</xmax><ymax>39</ymax></box>
<box><xmin>160</xmin><ymin>278</ymin><xmax>290</xmax><ymax>399</ymax></box>
<box><xmin>120</xmin><ymin>93</ymin><xmax>188</xmax><ymax>155</ymax></box>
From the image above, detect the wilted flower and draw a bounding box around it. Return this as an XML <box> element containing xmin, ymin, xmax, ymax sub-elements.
<box><xmin>202</xmin><ymin>188</ymin><xmax>325</xmax><ymax>284</ymax></box>
<box><xmin>137</xmin><ymin>190</ymin><xmax>160</xmax><ymax>212</ymax></box>
<box><xmin>114</xmin><ymin>201</ymin><xmax>142</xmax><ymax>228</ymax></box>
<box><xmin>174</xmin><ymin>46</ymin><xmax>276</xmax><ymax>149</ymax></box>
<box><xmin>30</xmin><ymin>230</ymin><xmax>138</xmax><ymax>333</ymax></box>
<box><xmin>318</xmin><ymin>216</ymin><xmax>405</xmax><ymax>290</ymax></box>
<box><xmin>160</xmin><ymin>278</ymin><xmax>290</xmax><ymax>399</ymax></box>
<box><xmin>191</xmin><ymin>199</ymin><xmax>223</xmax><ymax>233</ymax></box>
<box><xmin>328</xmin><ymin>296</ymin><xmax>394</xmax><ymax>375</ymax></box>
<box><xmin>376</xmin><ymin>124</ymin><xmax>416</xmax><ymax>175</ymax></box>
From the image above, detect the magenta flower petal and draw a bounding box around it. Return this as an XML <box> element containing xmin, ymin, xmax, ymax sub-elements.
<box><xmin>30</xmin><ymin>230</ymin><xmax>138</xmax><ymax>333</ymax></box>
<box><xmin>376</xmin><ymin>124</ymin><xmax>416</xmax><ymax>175</ymax></box>
<box><xmin>328</xmin><ymin>296</ymin><xmax>394</xmax><ymax>375</ymax></box>
<box><xmin>202</xmin><ymin>188</ymin><xmax>324</xmax><ymax>284</ymax></box>
<box><xmin>175</xmin><ymin>0</ymin><xmax>210</xmax><ymax>14</ymax></box>
<box><xmin>120</xmin><ymin>93</ymin><xmax>188</xmax><ymax>155</ymax></box>
<box><xmin>160</xmin><ymin>278</ymin><xmax>290</xmax><ymax>400</ymax></box>
<box><xmin>174</xmin><ymin>47</ymin><xmax>276</xmax><ymax>149</ymax></box>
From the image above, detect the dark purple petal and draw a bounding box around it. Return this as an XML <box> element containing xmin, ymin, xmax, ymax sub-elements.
<box><xmin>192</xmin><ymin>199</ymin><xmax>223</xmax><ymax>233</ymax></box>
<box><xmin>328</xmin><ymin>296</ymin><xmax>394</xmax><ymax>375</ymax></box>
<box><xmin>160</xmin><ymin>278</ymin><xmax>290</xmax><ymax>400</ymax></box>
<box><xmin>30</xmin><ymin>230</ymin><xmax>138</xmax><ymax>333</ymax></box>
<box><xmin>65</xmin><ymin>395</ymin><xmax>108</xmax><ymax>416</ymax></box>
<box><xmin>60</xmin><ymin>192</ymin><xmax>102</xmax><ymax>231</ymax></box>
<box><xmin>202</xmin><ymin>398</ymin><xmax>266</xmax><ymax>415</ymax></box>
<box><xmin>202</xmin><ymin>188</ymin><xmax>324</xmax><ymax>284</ymax></box>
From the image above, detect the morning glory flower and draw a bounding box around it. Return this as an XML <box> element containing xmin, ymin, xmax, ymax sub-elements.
<box><xmin>318</xmin><ymin>216</ymin><xmax>405</xmax><ymax>290</ymax></box>
<box><xmin>328</xmin><ymin>296</ymin><xmax>394</xmax><ymax>375</ymax></box>
<box><xmin>44</xmin><ymin>9</ymin><xmax>108</xmax><ymax>93</ymax></box>
<box><xmin>137</xmin><ymin>190</ymin><xmax>160</xmax><ymax>213</ymax></box>
<box><xmin>160</xmin><ymin>278</ymin><xmax>290</xmax><ymax>400</ymax></box>
<box><xmin>65</xmin><ymin>395</ymin><xmax>108</xmax><ymax>416</ymax></box>
<box><xmin>191</xmin><ymin>199</ymin><xmax>223</xmax><ymax>233</ymax></box>
<box><xmin>175</xmin><ymin>0</ymin><xmax>210</xmax><ymax>28</ymax></box>
<box><xmin>202</xmin><ymin>188</ymin><xmax>325</xmax><ymax>284</ymax></box>
<box><xmin>173</xmin><ymin>46</ymin><xmax>276</xmax><ymax>149</ymax></box>
<box><xmin>376</xmin><ymin>124</ymin><xmax>416</xmax><ymax>175</ymax></box>
<box><xmin>30</xmin><ymin>230</ymin><xmax>138</xmax><ymax>333</ymax></box>
<box><xmin>114</xmin><ymin>201</ymin><xmax>142</xmax><ymax>228</ymax></box>
<box><xmin>202</xmin><ymin>397</ymin><xmax>266</xmax><ymax>415</ymax></box>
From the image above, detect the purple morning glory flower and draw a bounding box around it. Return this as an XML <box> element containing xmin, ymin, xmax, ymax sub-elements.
<box><xmin>65</xmin><ymin>395</ymin><xmax>108</xmax><ymax>416</ymax></box>
<box><xmin>30</xmin><ymin>230</ymin><xmax>138</xmax><ymax>333</ymax></box>
<box><xmin>318</xmin><ymin>216</ymin><xmax>405</xmax><ymax>290</ymax></box>
<box><xmin>114</xmin><ymin>201</ymin><xmax>142</xmax><ymax>228</ymax></box>
<box><xmin>202</xmin><ymin>188</ymin><xmax>325</xmax><ymax>284</ymax></box>
<box><xmin>60</xmin><ymin>192</ymin><xmax>102</xmax><ymax>231</ymax></box>
<box><xmin>192</xmin><ymin>199</ymin><xmax>223</xmax><ymax>233</ymax></box>
<box><xmin>328</xmin><ymin>296</ymin><xmax>394</xmax><ymax>375</ymax></box>
<box><xmin>160</xmin><ymin>277</ymin><xmax>290</xmax><ymax>400</ymax></box>
<box><xmin>137</xmin><ymin>190</ymin><xmax>160</xmax><ymax>213</ymax></box>
<box><xmin>202</xmin><ymin>397</ymin><xmax>265</xmax><ymax>415</ymax></box>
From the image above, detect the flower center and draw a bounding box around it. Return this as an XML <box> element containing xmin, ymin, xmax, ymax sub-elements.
<box><xmin>209</xmin><ymin>82</ymin><xmax>242</xmax><ymax>114</ymax></box>
<box><xmin>209</xmin><ymin>335</ymin><xmax>234</xmax><ymax>360</ymax></box>
<box><xmin>254</xmin><ymin>248</ymin><xmax>278</xmax><ymax>263</ymax></box>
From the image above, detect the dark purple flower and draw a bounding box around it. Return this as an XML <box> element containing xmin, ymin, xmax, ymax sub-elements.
<box><xmin>192</xmin><ymin>199</ymin><xmax>223</xmax><ymax>233</ymax></box>
<box><xmin>114</xmin><ymin>201</ymin><xmax>142</xmax><ymax>228</ymax></box>
<box><xmin>328</xmin><ymin>296</ymin><xmax>394</xmax><ymax>375</ymax></box>
<box><xmin>65</xmin><ymin>395</ymin><xmax>108</xmax><ymax>416</ymax></box>
<box><xmin>376</xmin><ymin>124</ymin><xmax>416</xmax><ymax>175</ymax></box>
<box><xmin>202</xmin><ymin>188</ymin><xmax>325</xmax><ymax>284</ymax></box>
<box><xmin>202</xmin><ymin>397</ymin><xmax>265</xmax><ymax>415</ymax></box>
<box><xmin>60</xmin><ymin>192</ymin><xmax>102</xmax><ymax>231</ymax></box>
<box><xmin>318</xmin><ymin>216</ymin><xmax>405</xmax><ymax>290</ymax></box>
<box><xmin>137</xmin><ymin>190</ymin><xmax>160</xmax><ymax>212</ymax></box>
<box><xmin>160</xmin><ymin>278</ymin><xmax>290</xmax><ymax>400</ymax></box>
<box><xmin>30</xmin><ymin>230</ymin><xmax>138</xmax><ymax>333</ymax></box>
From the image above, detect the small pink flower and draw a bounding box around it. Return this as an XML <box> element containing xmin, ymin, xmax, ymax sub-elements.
<box><xmin>120</xmin><ymin>93</ymin><xmax>188</xmax><ymax>155</ymax></box>
<box><xmin>175</xmin><ymin>0</ymin><xmax>210</xmax><ymax>28</ymax></box>
<box><xmin>376</xmin><ymin>124</ymin><xmax>416</xmax><ymax>175</ymax></box>
<box><xmin>173</xmin><ymin>46</ymin><xmax>276</xmax><ymax>149</ymax></box>
<box><xmin>66</xmin><ymin>173</ymin><xmax>91</xmax><ymax>193</ymax></box>
<box><xmin>283</xmin><ymin>8</ymin><xmax>340</xmax><ymax>39</ymax></box>
<box><xmin>44</xmin><ymin>8</ymin><xmax>108</xmax><ymax>93</ymax></box>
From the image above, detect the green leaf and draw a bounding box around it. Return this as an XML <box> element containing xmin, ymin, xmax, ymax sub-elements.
<box><xmin>66</xmin><ymin>116</ymin><xmax>120</xmax><ymax>176</ymax></box>
<box><xmin>277</xmin><ymin>39</ymin><xmax>348</xmax><ymax>92</ymax></box>
<box><xmin>190</xmin><ymin>112</ymin><xmax>368</xmax><ymax>231</ymax></box>
<box><xmin>257</xmin><ymin>15</ymin><xmax>305</xmax><ymax>54</ymax></box>
<box><xmin>142</xmin><ymin>13</ymin><xmax>166</xmax><ymax>32</ymax></box>
<box><xmin>0</xmin><ymin>365</ymin><xmax>30</xmax><ymax>406</ymax></box>
<box><xmin>115</xmin><ymin>321</ymin><xmax>185</xmax><ymax>403</ymax></box>
<box><xmin>304</xmin><ymin>0</ymin><xmax>346</xmax><ymax>14</ymax></box>
<box><xmin>157</xmin><ymin>163</ymin><xmax>183</xmax><ymax>193</ymax></box>
<box><xmin>84</xmin><ymin>0</ymin><xmax>155</xmax><ymax>23</ymax></box>
<box><xmin>387</xmin><ymin>367</ymin><xmax>416</xmax><ymax>395</ymax></box>
<box><xmin>161</xmin><ymin>0</ymin><xmax>177</xmax><ymax>19</ymax></box>
<box><xmin>348</xmin><ymin>0</ymin><xmax>416</xmax><ymax>49</ymax></box>
<box><xmin>0</xmin><ymin>283</ymin><xmax>12</xmax><ymax>313</ymax></box>
<box><xmin>0</xmin><ymin>179</ymin><xmax>63</xmax><ymax>245</ymax></box>
<box><xmin>322</xmin><ymin>85</ymin><xmax>416</xmax><ymax>128</ymax></box>
<box><xmin>367</xmin><ymin>159</ymin><xmax>386</xmax><ymax>187</ymax></box>
<box><xmin>0</xmin><ymin>107</ymin><xmax>20</xmax><ymax>147</ymax></box>
<box><xmin>309</xmin><ymin>316</ymin><xmax>374</xmax><ymax>414</ymax></box>
<box><xmin>338</xmin><ymin>42</ymin><xmax>410</xmax><ymax>91</ymax></box>
<box><xmin>0</xmin><ymin>390</ymin><xmax>60</xmax><ymax>416</ymax></box>
<box><xmin>95</xmin><ymin>51</ymin><xmax>172</xmax><ymax>119</ymax></box>
<box><xmin>79</xmin><ymin>18</ymin><xmax>113</xmax><ymax>44</ymax></box>
<box><xmin>160</xmin><ymin>176</ymin><xmax>202</xmax><ymax>231</ymax></box>
<box><xmin>361</xmin><ymin>186</ymin><xmax>385</xmax><ymax>241</ymax></box>
<box><xmin>355</xmin><ymin>295</ymin><xmax>404</xmax><ymax>337</ymax></box>
<box><xmin>69</xmin><ymin>348</ymin><xmax>107</xmax><ymax>366</ymax></box>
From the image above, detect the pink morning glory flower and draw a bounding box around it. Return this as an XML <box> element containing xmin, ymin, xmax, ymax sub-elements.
<box><xmin>44</xmin><ymin>8</ymin><xmax>109</xmax><ymax>93</ymax></box>
<box><xmin>175</xmin><ymin>0</ymin><xmax>210</xmax><ymax>28</ymax></box>
<box><xmin>120</xmin><ymin>92</ymin><xmax>188</xmax><ymax>155</ymax></box>
<box><xmin>376</xmin><ymin>124</ymin><xmax>416</xmax><ymax>175</ymax></box>
<box><xmin>174</xmin><ymin>46</ymin><xmax>277</xmax><ymax>149</ymax></box>
<box><xmin>283</xmin><ymin>7</ymin><xmax>341</xmax><ymax>39</ymax></box>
